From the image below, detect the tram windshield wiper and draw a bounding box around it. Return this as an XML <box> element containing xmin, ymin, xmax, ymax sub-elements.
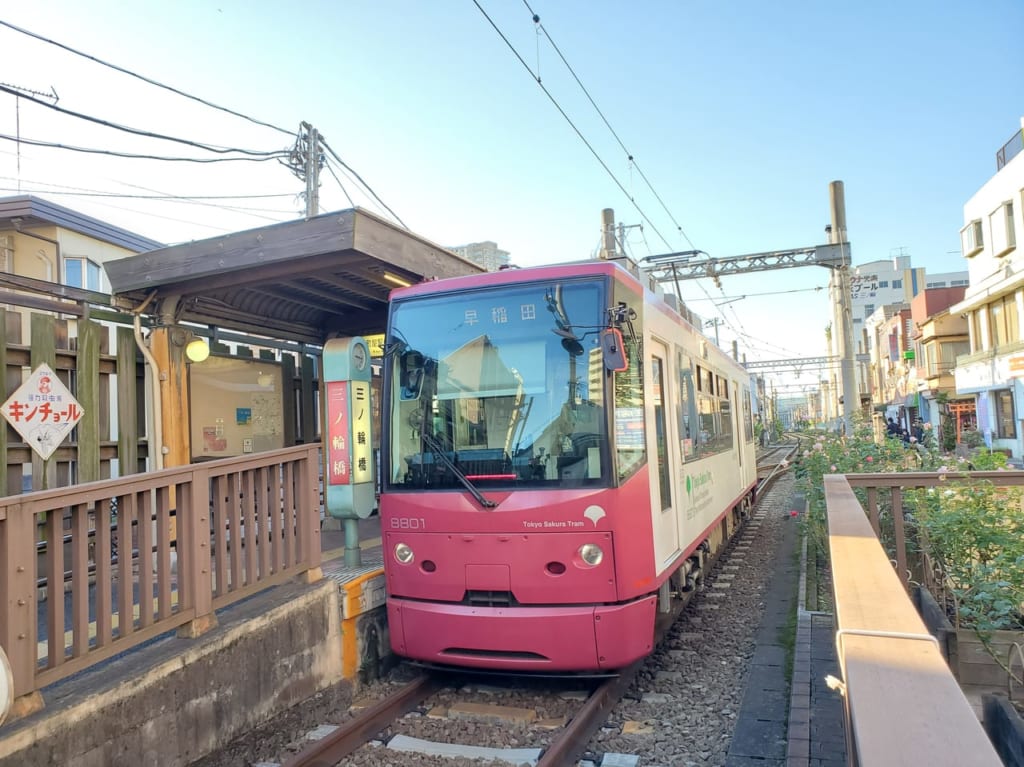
<box><xmin>420</xmin><ymin>431</ymin><xmax>497</xmax><ymax>509</ymax></box>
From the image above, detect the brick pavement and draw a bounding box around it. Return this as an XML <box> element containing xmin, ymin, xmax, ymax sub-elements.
<box><xmin>726</xmin><ymin>490</ymin><xmax>847</xmax><ymax>767</ymax></box>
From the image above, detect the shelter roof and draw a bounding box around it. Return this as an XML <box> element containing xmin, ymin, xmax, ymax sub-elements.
<box><xmin>105</xmin><ymin>208</ymin><xmax>485</xmax><ymax>345</ymax></box>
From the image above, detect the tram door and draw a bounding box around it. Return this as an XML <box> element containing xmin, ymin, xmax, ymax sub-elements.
<box><xmin>650</xmin><ymin>341</ymin><xmax>680</xmax><ymax>570</ymax></box>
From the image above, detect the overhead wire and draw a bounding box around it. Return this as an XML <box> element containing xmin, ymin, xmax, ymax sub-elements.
<box><xmin>521</xmin><ymin>0</ymin><xmax>697</xmax><ymax>250</ymax></box>
<box><xmin>319</xmin><ymin>137</ymin><xmax>407</xmax><ymax>229</ymax></box>
<box><xmin>471</xmin><ymin>0</ymin><xmax>673</xmax><ymax>250</ymax></box>
<box><xmin>487</xmin><ymin>2</ymin><xmax>753</xmax><ymax>348</ymax></box>
<box><xmin>0</xmin><ymin>133</ymin><xmax>286</xmax><ymax>163</ymax></box>
<box><xmin>0</xmin><ymin>19</ymin><xmax>294</xmax><ymax>137</ymax></box>
<box><xmin>0</xmin><ymin>24</ymin><xmax>377</xmax><ymax>228</ymax></box>
<box><xmin>322</xmin><ymin>158</ymin><xmax>356</xmax><ymax>209</ymax></box>
<box><xmin>0</xmin><ymin>85</ymin><xmax>284</xmax><ymax>157</ymax></box>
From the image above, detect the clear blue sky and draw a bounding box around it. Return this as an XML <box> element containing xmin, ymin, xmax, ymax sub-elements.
<box><xmin>2</xmin><ymin>1</ymin><xmax>1022</xmax><ymax>390</ymax></box>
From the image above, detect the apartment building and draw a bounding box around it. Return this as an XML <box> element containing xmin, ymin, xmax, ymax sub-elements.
<box><xmin>950</xmin><ymin>118</ymin><xmax>1024</xmax><ymax>458</ymax></box>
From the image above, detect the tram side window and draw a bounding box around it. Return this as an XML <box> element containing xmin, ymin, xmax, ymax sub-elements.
<box><xmin>694</xmin><ymin>365</ymin><xmax>733</xmax><ymax>456</ymax></box>
<box><xmin>742</xmin><ymin>385</ymin><xmax>754</xmax><ymax>443</ymax></box>
<box><xmin>613</xmin><ymin>296</ymin><xmax>645</xmax><ymax>482</ymax></box>
<box><xmin>676</xmin><ymin>348</ymin><xmax>697</xmax><ymax>460</ymax></box>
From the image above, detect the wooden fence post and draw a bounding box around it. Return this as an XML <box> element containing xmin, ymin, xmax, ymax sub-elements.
<box><xmin>177</xmin><ymin>468</ymin><xmax>216</xmax><ymax>638</ymax></box>
<box><xmin>0</xmin><ymin>502</ymin><xmax>44</xmax><ymax>716</ymax></box>
<box><xmin>296</xmin><ymin>446</ymin><xmax>322</xmax><ymax>583</ymax></box>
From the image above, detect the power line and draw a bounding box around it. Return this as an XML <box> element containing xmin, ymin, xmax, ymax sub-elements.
<box><xmin>521</xmin><ymin>0</ymin><xmax>696</xmax><ymax>250</ymax></box>
<box><xmin>0</xmin><ymin>19</ymin><xmax>293</xmax><ymax>137</ymax></box>
<box><xmin>472</xmin><ymin>0</ymin><xmax>673</xmax><ymax>250</ymax></box>
<box><xmin>683</xmin><ymin>286</ymin><xmax>825</xmax><ymax>301</ymax></box>
<box><xmin>0</xmin><ymin>132</ymin><xmax>286</xmax><ymax>163</ymax></box>
<box><xmin>322</xmin><ymin>159</ymin><xmax>355</xmax><ymax>209</ymax></box>
<box><xmin>319</xmin><ymin>136</ymin><xmax>407</xmax><ymax>229</ymax></box>
<box><xmin>0</xmin><ymin>84</ymin><xmax>284</xmax><ymax>157</ymax></box>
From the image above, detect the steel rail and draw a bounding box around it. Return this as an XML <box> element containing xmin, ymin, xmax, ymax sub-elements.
<box><xmin>282</xmin><ymin>674</ymin><xmax>441</xmax><ymax>767</ymax></box>
<box><xmin>536</xmin><ymin>660</ymin><xmax>644</xmax><ymax>767</ymax></box>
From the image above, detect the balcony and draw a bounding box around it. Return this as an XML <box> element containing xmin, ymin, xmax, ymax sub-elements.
<box><xmin>996</xmin><ymin>128</ymin><xmax>1023</xmax><ymax>171</ymax></box>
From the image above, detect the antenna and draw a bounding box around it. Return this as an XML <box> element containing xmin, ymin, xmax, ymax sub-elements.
<box><xmin>0</xmin><ymin>81</ymin><xmax>60</xmax><ymax>191</ymax></box>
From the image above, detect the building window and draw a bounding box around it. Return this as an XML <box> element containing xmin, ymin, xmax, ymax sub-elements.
<box><xmin>938</xmin><ymin>340</ymin><xmax>969</xmax><ymax>372</ymax></box>
<box><xmin>991</xmin><ymin>197</ymin><xmax>1015</xmax><ymax>257</ymax></box>
<box><xmin>878</xmin><ymin>280</ymin><xmax>889</xmax><ymax>288</ymax></box>
<box><xmin>65</xmin><ymin>257</ymin><xmax>102</xmax><ymax>291</ymax></box>
<box><xmin>892</xmin><ymin>279</ymin><xmax>902</xmax><ymax>289</ymax></box>
<box><xmin>988</xmin><ymin>294</ymin><xmax>1019</xmax><ymax>348</ymax></box>
<box><xmin>961</xmin><ymin>219</ymin><xmax>984</xmax><ymax>257</ymax></box>
<box><xmin>995</xmin><ymin>389</ymin><xmax>1016</xmax><ymax>439</ymax></box>
<box><xmin>951</xmin><ymin>279</ymin><xmax>969</xmax><ymax>287</ymax></box>
<box><xmin>990</xmin><ymin>201</ymin><xmax>1016</xmax><ymax>257</ymax></box>
<box><xmin>863</xmin><ymin>304</ymin><xmax>875</xmax><ymax>317</ymax></box>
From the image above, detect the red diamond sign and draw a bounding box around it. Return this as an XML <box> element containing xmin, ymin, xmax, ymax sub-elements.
<box><xmin>1</xmin><ymin>364</ymin><xmax>84</xmax><ymax>460</ymax></box>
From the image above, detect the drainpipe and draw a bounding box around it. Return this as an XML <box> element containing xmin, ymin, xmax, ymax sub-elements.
<box><xmin>132</xmin><ymin>292</ymin><xmax>163</xmax><ymax>471</ymax></box>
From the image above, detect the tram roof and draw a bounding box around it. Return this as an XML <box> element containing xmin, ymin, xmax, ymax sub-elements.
<box><xmin>105</xmin><ymin>208</ymin><xmax>485</xmax><ymax>345</ymax></box>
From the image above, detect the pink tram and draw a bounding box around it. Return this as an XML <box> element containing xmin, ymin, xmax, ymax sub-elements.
<box><xmin>380</xmin><ymin>259</ymin><xmax>758</xmax><ymax>672</ymax></box>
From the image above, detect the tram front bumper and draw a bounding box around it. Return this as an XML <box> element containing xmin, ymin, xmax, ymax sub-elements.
<box><xmin>387</xmin><ymin>595</ymin><xmax>657</xmax><ymax>672</ymax></box>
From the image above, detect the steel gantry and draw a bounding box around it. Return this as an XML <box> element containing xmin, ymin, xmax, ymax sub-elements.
<box><xmin>640</xmin><ymin>182</ymin><xmax>856</xmax><ymax>434</ymax></box>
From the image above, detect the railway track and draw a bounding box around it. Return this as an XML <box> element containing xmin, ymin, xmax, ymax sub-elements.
<box><xmin>283</xmin><ymin>640</ymin><xmax>662</xmax><ymax>766</ymax></box>
<box><xmin>197</xmin><ymin>453</ymin><xmax>799</xmax><ymax>767</ymax></box>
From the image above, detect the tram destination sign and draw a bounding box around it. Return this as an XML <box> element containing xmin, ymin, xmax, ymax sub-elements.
<box><xmin>1</xmin><ymin>363</ymin><xmax>84</xmax><ymax>460</ymax></box>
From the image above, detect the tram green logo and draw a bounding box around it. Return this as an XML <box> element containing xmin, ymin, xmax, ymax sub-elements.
<box><xmin>685</xmin><ymin>470</ymin><xmax>713</xmax><ymax>502</ymax></box>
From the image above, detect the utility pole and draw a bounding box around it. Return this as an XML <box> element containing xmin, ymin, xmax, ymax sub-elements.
<box><xmin>704</xmin><ymin>317</ymin><xmax>723</xmax><ymax>346</ymax></box>
<box><xmin>599</xmin><ymin>209</ymin><xmax>617</xmax><ymax>259</ymax></box>
<box><xmin>286</xmin><ymin>122</ymin><xmax>322</xmax><ymax>218</ymax></box>
<box><xmin>829</xmin><ymin>180</ymin><xmax>856</xmax><ymax>437</ymax></box>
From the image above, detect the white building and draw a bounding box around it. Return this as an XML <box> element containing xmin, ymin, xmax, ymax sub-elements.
<box><xmin>951</xmin><ymin>117</ymin><xmax>1024</xmax><ymax>459</ymax></box>
<box><xmin>447</xmin><ymin>241</ymin><xmax>510</xmax><ymax>271</ymax></box>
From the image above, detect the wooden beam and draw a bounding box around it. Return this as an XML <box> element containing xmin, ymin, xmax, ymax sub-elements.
<box><xmin>106</xmin><ymin>211</ymin><xmax>358</xmax><ymax>292</ymax></box>
<box><xmin>250</xmin><ymin>283</ymin><xmax>375</xmax><ymax>312</ymax></box>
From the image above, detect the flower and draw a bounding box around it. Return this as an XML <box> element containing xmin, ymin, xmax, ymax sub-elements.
<box><xmin>923</xmin><ymin>422</ymin><xmax>933</xmax><ymax>431</ymax></box>
<box><xmin>865</xmin><ymin>455</ymin><xmax>874</xmax><ymax>463</ymax></box>
<box><xmin>830</xmin><ymin>465</ymin><xmax>837</xmax><ymax>471</ymax></box>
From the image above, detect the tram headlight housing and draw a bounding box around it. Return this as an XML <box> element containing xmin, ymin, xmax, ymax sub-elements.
<box><xmin>578</xmin><ymin>543</ymin><xmax>604</xmax><ymax>567</ymax></box>
<box><xmin>394</xmin><ymin>542</ymin><xmax>415</xmax><ymax>564</ymax></box>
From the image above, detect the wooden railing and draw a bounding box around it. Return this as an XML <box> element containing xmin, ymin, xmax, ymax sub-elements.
<box><xmin>0</xmin><ymin>444</ymin><xmax>322</xmax><ymax>705</ymax></box>
<box><xmin>844</xmin><ymin>470</ymin><xmax>1024</xmax><ymax>591</ymax></box>
<box><xmin>824</xmin><ymin>473</ymin><xmax>1004</xmax><ymax>765</ymax></box>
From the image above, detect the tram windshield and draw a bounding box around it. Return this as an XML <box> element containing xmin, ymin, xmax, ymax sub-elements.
<box><xmin>385</xmin><ymin>279</ymin><xmax>609</xmax><ymax>492</ymax></box>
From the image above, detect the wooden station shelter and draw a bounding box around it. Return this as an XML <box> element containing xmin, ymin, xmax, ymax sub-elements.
<box><xmin>105</xmin><ymin>207</ymin><xmax>484</xmax><ymax>468</ymax></box>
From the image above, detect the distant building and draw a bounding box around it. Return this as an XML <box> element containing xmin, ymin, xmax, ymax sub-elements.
<box><xmin>951</xmin><ymin>117</ymin><xmax>1024</xmax><ymax>461</ymax></box>
<box><xmin>827</xmin><ymin>255</ymin><xmax>968</xmax><ymax>425</ymax></box>
<box><xmin>448</xmin><ymin>241</ymin><xmax>510</xmax><ymax>272</ymax></box>
<box><xmin>910</xmin><ymin>286</ymin><xmax>970</xmax><ymax>443</ymax></box>
<box><xmin>847</xmin><ymin>257</ymin><xmax>968</xmax><ymax>349</ymax></box>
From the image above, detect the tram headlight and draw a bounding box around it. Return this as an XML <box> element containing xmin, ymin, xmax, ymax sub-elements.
<box><xmin>394</xmin><ymin>542</ymin><xmax>415</xmax><ymax>564</ymax></box>
<box><xmin>578</xmin><ymin>543</ymin><xmax>604</xmax><ymax>567</ymax></box>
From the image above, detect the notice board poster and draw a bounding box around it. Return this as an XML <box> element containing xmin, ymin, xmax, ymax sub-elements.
<box><xmin>189</xmin><ymin>357</ymin><xmax>284</xmax><ymax>459</ymax></box>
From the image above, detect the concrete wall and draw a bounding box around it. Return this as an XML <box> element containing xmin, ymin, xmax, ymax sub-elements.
<box><xmin>0</xmin><ymin>579</ymin><xmax>344</xmax><ymax>767</ymax></box>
